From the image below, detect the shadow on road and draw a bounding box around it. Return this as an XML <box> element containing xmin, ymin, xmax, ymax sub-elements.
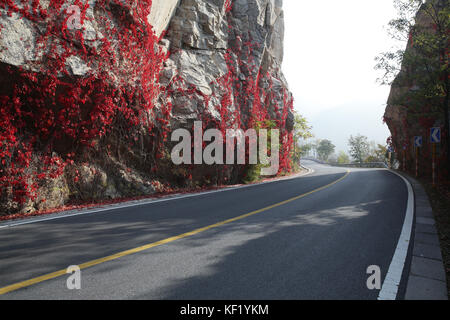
<box><xmin>0</xmin><ymin>169</ymin><xmax>407</xmax><ymax>300</ymax></box>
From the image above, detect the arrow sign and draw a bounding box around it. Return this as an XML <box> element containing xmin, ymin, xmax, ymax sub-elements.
<box><xmin>431</xmin><ymin>127</ymin><xmax>441</xmax><ymax>143</ymax></box>
<box><xmin>388</xmin><ymin>146</ymin><xmax>394</xmax><ymax>153</ymax></box>
<box><xmin>414</xmin><ymin>136</ymin><xmax>423</xmax><ymax>148</ymax></box>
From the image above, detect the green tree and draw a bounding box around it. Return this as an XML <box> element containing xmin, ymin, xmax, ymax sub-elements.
<box><xmin>337</xmin><ymin>151</ymin><xmax>351</xmax><ymax>164</ymax></box>
<box><xmin>375</xmin><ymin>0</ymin><xmax>449</xmax><ymax>167</ymax></box>
<box><xmin>244</xmin><ymin>120</ymin><xmax>278</xmax><ymax>183</ymax></box>
<box><xmin>293</xmin><ymin>112</ymin><xmax>313</xmax><ymax>142</ymax></box>
<box><xmin>311</xmin><ymin>139</ymin><xmax>322</xmax><ymax>159</ymax></box>
<box><xmin>317</xmin><ymin>139</ymin><xmax>336</xmax><ymax>162</ymax></box>
<box><xmin>348</xmin><ymin>135</ymin><xmax>370</xmax><ymax>164</ymax></box>
<box><xmin>367</xmin><ymin>143</ymin><xmax>388</xmax><ymax>162</ymax></box>
<box><xmin>292</xmin><ymin>111</ymin><xmax>313</xmax><ymax>165</ymax></box>
<box><xmin>299</xmin><ymin>143</ymin><xmax>313</xmax><ymax>157</ymax></box>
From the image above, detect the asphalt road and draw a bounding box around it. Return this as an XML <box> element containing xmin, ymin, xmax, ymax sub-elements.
<box><xmin>0</xmin><ymin>160</ymin><xmax>409</xmax><ymax>300</ymax></box>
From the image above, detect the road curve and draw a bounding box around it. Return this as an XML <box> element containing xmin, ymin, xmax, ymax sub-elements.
<box><xmin>0</xmin><ymin>160</ymin><xmax>409</xmax><ymax>299</ymax></box>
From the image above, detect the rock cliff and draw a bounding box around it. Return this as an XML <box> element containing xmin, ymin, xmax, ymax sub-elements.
<box><xmin>0</xmin><ymin>0</ymin><xmax>294</xmax><ymax>215</ymax></box>
<box><xmin>384</xmin><ymin>0</ymin><xmax>449</xmax><ymax>178</ymax></box>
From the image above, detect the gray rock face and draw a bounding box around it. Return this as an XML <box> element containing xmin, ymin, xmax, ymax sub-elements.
<box><xmin>0</xmin><ymin>11</ymin><xmax>37</xmax><ymax>67</ymax></box>
<box><xmin>161</xmin><ymin>0</ymin><xmax>293</xmax><ymax>130</ymax></box>
<box><xmin>0</xmin><ymin>0</ymin><xmax>291</xmax><ymax>128</ymax></box>
<box><xmin>148</xmin><ymin>0</ymin><xmax>180</xmax><ymax>37</ymax></box>
<box><xmin>0</xmin><ymin>0</ymin><xmax>177</xmax><ymax>78</ymax></box>
<box><xmin>384</xmin><ymin>0</ymin><xmax>448</xmax><ymax>177</ymax></box>
<box><xmin>0</xmin><ymin>0</ymin><xmax>293</xmax><ymax>214</ymax></box>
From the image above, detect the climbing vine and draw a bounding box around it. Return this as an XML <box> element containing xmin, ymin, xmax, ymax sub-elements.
<box><xmin>0</xmin><ymin>0</ymin><xmax>294</xmax><ymax>212</ymax></box>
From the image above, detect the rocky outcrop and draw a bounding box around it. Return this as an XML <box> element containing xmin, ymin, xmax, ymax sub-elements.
<box><xmin>0</xmin><ymin>0</ymin><xmax>294</xmax><ymax>215</ymax></box>
<box><xmin>148</xmin><ymin>0</ymin><xmax>179</xmax><ymax>37</ymax></box>
<box><xmin>161</xmin><ymin>0</ymin><xmax>293</xmax><ymax>130</ymax></box>
<box><xmin>384</xmin><ymin>0</ymin><xmax>448</xmax><ymax>178</ymax></box>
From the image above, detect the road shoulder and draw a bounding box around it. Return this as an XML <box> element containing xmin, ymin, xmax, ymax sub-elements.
<box><xmin>397</xmin><ymin>173</ymin><xmax>448</xmax><ymax>300</ymax></box>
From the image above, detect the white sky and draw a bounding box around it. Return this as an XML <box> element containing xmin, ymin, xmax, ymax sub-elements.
<box><xmin>282</xmin><ymin>0</ymin><xmax>402</xmax><ymax>153</ymax></box>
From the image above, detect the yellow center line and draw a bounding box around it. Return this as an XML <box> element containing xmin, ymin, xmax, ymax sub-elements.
<box><xmin>0</xmin><ymin>170</ymin><xmax>350</xmax><ymax>295</ymax></box>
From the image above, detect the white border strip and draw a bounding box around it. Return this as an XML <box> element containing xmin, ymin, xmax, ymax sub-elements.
<box><xmin>0</xmin><ymin>166</ymin><xmax>315</xmax><ymax>229</ymax></box>
<box><xmin>378</xmin><ymin>170</ymin><xmax>415</xmax><ymax>300</ymax></box>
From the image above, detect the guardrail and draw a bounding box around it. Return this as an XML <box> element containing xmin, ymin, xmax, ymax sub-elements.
<box><xmin>302</xmin><ymin>157</ymin><xmax>326</xmax><ymax>164</ymax></box>
<box><xmin>302</xmin><ymin>158</ymin><xmax>388</xmax><ymax>169</ymax></box>
<box><xmin>331</xmin><ymin>162</ymin><xmax>389</xmax><ymax>169</ymax></box>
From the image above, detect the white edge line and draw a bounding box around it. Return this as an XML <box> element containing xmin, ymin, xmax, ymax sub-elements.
<box><xmin>378</xmin><ymin>170</ymin><xmax>415</xmax><ymax>300</ymax></box>
<box><xmin>0</xmin><ymin>165</ymin><xmax>315</xmax><ymax>229</ymax></box>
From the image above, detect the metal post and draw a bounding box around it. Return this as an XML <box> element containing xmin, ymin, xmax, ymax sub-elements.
<box><xmin>416</xmin><ymin>147</ymin><xmax>419</xmax><ymax>177</ymax></box>
<box><xmin>432</xmin><ymin>143</ymin><xmax>437</xmax><ymax>186</ymax></box>
<box><xmin>388</xmin><ymin>152</ymin><xmax>392</xmax><ymax>169</ymax></box>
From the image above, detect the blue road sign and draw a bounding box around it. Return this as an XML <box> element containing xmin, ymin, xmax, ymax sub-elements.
<box><xmin>388</xmin><ymin>146</ymin><xmax>394</xmax><ymax>153</ymax></box>
<box><xmin>414</xmin><ymin>136</ymin><xmax>423</xmax><ymax>148</ymax></box>
<box><xmin>431</xmin><ymin>127</ymin><xmax>441</xmax><ymax>143</ymax></box>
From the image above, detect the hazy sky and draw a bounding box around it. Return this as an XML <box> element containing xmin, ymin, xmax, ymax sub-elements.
<box><xmin>282</xmin><ymin>0</ymin><xmax>402</xmax><ymax>153</ymax></box>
